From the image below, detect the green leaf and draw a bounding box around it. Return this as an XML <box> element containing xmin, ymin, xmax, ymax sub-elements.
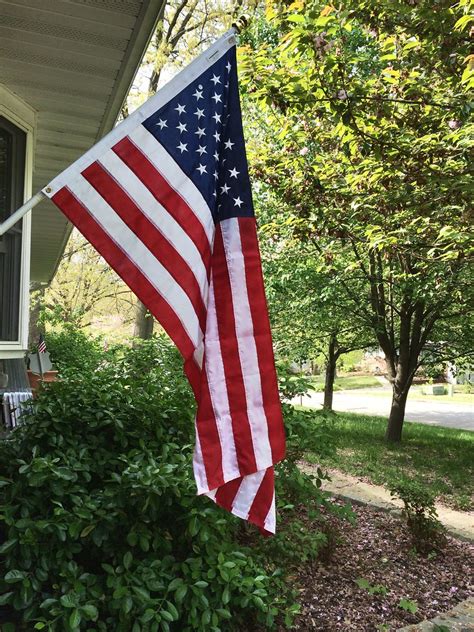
<box><xmin>4</xmin><ymin>569</ymin><xmax>26</xmax><ymax>583</ymax></box>
<box><xmin>175</xmin><ymin>585</ymin><xmax>187</xmax><ymax>603</ymax></box>
<box><xmin>132</xmin><ymin>586</ymin><xmax>150</xmax><ymax>601</ymax></box>
<box><xmin>222</xmin><ymin>561</ymin><xmax>236</xmax><ymax>569</ymax></box>
<box><xmin>81</xmin><ymin>604</ymin><xmax>98</xmax><ymax>620</ymax></box>
<box><xmin>141</xmin><ymin>609</ymin><xmax>155</xmax><ymax>623</ymax></box>
<box><xmin>69</xmin><ymin>609</ymin><xmax>81</xmax><ymax>629</ymax></box>
<box><xmin>60</xmin><ymin>593</ymin><xmax>77</xmax><ymax>608</ymax></box>
<box><xmin>222</xmin><ymin>586</ymin><xmax>230</xmax><ymax>605</ymax></box>
<box><xmin>80</xmin><ymin>524</ymin><xmax>96</xmax><ymax>537</ymax></box>
<box><xmin>161</xmin><ymin>610</ymin><xmax>174</xmax><ymax>622</ymax></box>
<box><xmin>124</xmin><ymin>596</ymin><xmax>133</xmax><ymax>614</ymax></box>
<box><xmin>355</xmin><ymin>578</ymin><xmax>371</xmax><ymax>590</ymax></box>
<box><xmin>194</xmin><ymin>580</ymin><xmax>208</xmax><ymax>588</ymax></box>
<box><xmin>165</xmin><ymin>600</ymin><xmax>178</xmax><ymax>620</ymax></box>
<box><xmin>123</xmin><ymin>551</ymin><xmax>133</xmax><ymax>570</ymax></box>
<box><xmin>287</xmin><ymin>14</ymin><xmax>305</xmax><ymax>23</ymax></box>
<box><xmin>0</xmin><ymin>539</ymin><xmax>17</xmax><ymax>555</ymax></box>
<box><xmin>399</xmin><ymin>598</ymin><xmax>418</xmax><ymax>614</ymax></box>
<box><xmin>0</xmin><ymin>591</ymin><xmax>13</xmax><ymax>605</ymax></box>
<box><xmin>168</xmin><ymin>577</ymin><xmax>182</xmax><ymax>591</ymax></box>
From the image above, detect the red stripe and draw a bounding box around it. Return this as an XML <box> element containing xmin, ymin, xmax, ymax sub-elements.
<box><xmin>183</xmin><ymin>357</ymin><xmax>201</xmax><ymax>401</ymax></box>
<box><xmin>82</xmin><ymin>161</ymin><xmax>207</xmax><ymax>334</ymax></box>
<box><xmin>195</xmin><ymin>359</ymin><xmax>224</xmax><ymax>490</ymax></box>
<box><xmin>247</xmin><ymin>467</ymin><xmax>274</xmax><ymax>530</ymax></box>
<box><xmin>215</xmin><ymin>476</ymin><xmax>242</xmax><ymax>511</ymax></box>
<box><xmin>211</xmin><ymin>225</ymin><xmax>257</xmax><ymax>475</ymax></box>
<box><xmin>113</xmin><ymin>137</ymin><xmax>212</xmax><ymax>276</ymax></box>
<box><xmin>52</xmin><ymin>187</ymin><xmax>196</xmax><ymax>366</ymax></box>
<box><xmin>239</xmin><ymin>218</ymin><xmax>285</xmax><ymax>463</ymax></box>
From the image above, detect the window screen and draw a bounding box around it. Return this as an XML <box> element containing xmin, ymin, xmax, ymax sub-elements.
<box><xmin>0</xmin><ymin>115</ymin><xmax>26</xmax><ymax>341</ymax></box>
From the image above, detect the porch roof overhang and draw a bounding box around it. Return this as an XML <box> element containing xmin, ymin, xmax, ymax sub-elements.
<box><xmin>0</xmin><ymin>0</ymin><xmax>164</xmax><ymax>283</ymax></box>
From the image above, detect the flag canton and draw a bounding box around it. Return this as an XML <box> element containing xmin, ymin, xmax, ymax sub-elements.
<box><xmin>142</xmin><ymin>47</ymin><xmax>254</xmax><ymax>224</ymax></box>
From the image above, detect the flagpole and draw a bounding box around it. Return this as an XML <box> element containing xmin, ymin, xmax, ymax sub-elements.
<box><xmin>0</xmin><ymin>191</ymin><xmax>46</xmax><ymax>237</ymax></box>
<box><xmin>37</xmin><ymin>350</ymin><xmax>44</xmax><ymax>381</ymax></box>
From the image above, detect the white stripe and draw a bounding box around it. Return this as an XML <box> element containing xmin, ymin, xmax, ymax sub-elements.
<box><xmin>43</xmin><ymin>29</ymin><xmax>236</xmax><ymax>196</ymax></box>
<box><xmin>127</xmin><ymin>126</ymin><xmax>214</xmax><ymax>245</ymax></box>
<box><xmin>67</xmin><ymin>177</ymin><xmax>203</xmax><ymax>349</ymax></box>
<box><xmin>193</xmin><ymin>430</ymin><xmax>208</xmax><ymax>493</ymax></box>
<box><xmin>98</xmin><ymin>150</ymin><xmax>209</xmax><ymax>307</ymax></box>
<box><xmin>221</xmin><ymin>218</ymin><xmax>273</xmax><ymax>471</ymax></box>
<box><xmin>263</xmin><ymin>492</ymin><xmax>276</xmax><ymax>534</ymax></box>
<box><xmin>231</xmin><ymin>469</ymin><xmax>266</xmax><ymax>518</ymax></box>
<box><xmin>206</xmin><ymin>488</ymin><xmax>217</xmax><ymax>501</ymax></box>
<box><xmin>199</xmin><ymin>277</ymin><xmax>240</xmax><ymax>485</ymax></box>
<box><xmin>192</xmin><ymin>344</ymin><xmax>209</xmax><ymax>492</ymax></box>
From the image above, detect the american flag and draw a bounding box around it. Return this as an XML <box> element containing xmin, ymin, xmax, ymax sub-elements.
<box><xmin>38</xmin><ymin>334</ymin><xmax>47</xmax><ymax>353</ymax></box>
<box><xmin>42</xmin><ymin>30</ymin><xmax>285</xmax><ymax>533</ymax></box>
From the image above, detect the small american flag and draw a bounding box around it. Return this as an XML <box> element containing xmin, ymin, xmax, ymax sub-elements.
<box><xmin>37</xmin><ymin>334</ymin><xmax>47</xmax><ymax>354</ymax></box>
<box><xmin>42</xmin><ymin>31</ymin><xmax>285</xmax><ymax>533</ymax></box>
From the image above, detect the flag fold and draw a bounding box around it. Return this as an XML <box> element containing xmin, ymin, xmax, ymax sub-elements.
<box><xmin>42</xmin><ymin>30</ymin><xmax>285</xmax><ymax>533</ymax></box>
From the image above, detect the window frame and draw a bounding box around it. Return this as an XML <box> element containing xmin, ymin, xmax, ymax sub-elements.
<box><xmin>0</xmin><ymin>84</ymin><xmax>35</xmax><ymax>358</ymax></box>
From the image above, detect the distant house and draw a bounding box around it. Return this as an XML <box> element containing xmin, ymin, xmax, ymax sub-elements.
<box><xmin>0</xmin><ymin>0</ymin><xmax>164</xmax><ymax>392</ymax></box>
<box><xmin>360</xmin><ymin>348</ymin><xmax>386</xmax><ymax>375</ymax></box>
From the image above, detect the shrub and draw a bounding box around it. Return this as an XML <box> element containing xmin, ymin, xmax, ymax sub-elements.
<box><xmin>389</xmin><ymin>478</ymin><xmax>446</xmax><ymax>555</ymax></box>
<box><xmin>42</xmin><ymin>326</ymin><xmax>109</xmax><ymax>375</ymax></box>
<box><xmin>0</xmin><ymin>335</ymin><xmax>339</xmax><ymax>631</ymax></box>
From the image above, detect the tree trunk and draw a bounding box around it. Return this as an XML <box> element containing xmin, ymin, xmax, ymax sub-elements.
<box><xmin>133</xmin><ymin>301</ymin><xmax>154</xmax><ymax>339</ymax></box>
<box><xmin>323</xmin><ymin>334</ymin><xmax>338</xmax><ymax>410</ymax></box>
<box><xmin>28</xmin><ymin>283</ymin><xmax>46</xmax><ymax>347</ymax></box>
<box><xmin>385</xmin><ymin>385</ymin><xmax>410</xmax><ymax>442</ymax></box>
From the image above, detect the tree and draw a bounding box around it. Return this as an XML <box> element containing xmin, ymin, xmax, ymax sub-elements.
<box><xmin>42</xmin><ymin>231</ymin><xmax>135</xmax><ymax>332</ymax></box>
<box><xmin>257</xmin><ymin>190</ymin><xmax>374</xmax><ymax>409</ymax></box>
<box><xmin>240</xmin><ymin>0</ymin><xmax>473</xmax><ymax>440</ymax></box>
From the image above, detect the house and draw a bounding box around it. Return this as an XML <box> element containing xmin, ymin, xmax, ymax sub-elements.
<box><xmin>0</xmin><ymin>0</ymin><xmax>164</xmax><ymax>395</ymax></box>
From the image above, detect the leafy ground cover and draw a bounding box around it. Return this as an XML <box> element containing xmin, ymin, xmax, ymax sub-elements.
<box><xmin>304</xmin><ymin>411</ymin><xmax>474</xmax><ymax>511</ymax></box>
<box><xmin>308</xmin><ymin>376</ymin><xmax>382</xmax><ymax>392</ymax></box>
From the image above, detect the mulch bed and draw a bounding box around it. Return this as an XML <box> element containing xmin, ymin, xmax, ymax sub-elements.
<box><xmin>282</xmin><ymin>501</ymin><xmax>473</xmax><ymax>631</ymax></box>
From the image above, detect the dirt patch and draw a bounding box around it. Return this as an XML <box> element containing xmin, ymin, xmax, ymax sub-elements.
<box><xmin>282</xmin><ymin>501</ymin><xmax>473</xmax><ymax>631</ymax></box>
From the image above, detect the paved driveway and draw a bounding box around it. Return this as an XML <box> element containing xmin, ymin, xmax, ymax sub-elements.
<box><xmin>296</xmin><ymin>389</ymin><xmax>474</xmax><ymax>431</ymax></box>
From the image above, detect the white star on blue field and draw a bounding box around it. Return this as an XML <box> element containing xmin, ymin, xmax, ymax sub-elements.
<box><xmin>142</xmin><ymin>47</ymin><xmax>254</xmax><ymax>223</ymax></box>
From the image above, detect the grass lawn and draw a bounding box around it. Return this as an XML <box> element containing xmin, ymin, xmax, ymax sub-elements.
<box><xmin>304</xmin><ymin>410</ymin><xmax>474</xmax><ymax>511</ymax></box>
<box><xmin>309</xmin><ymin>375</ymin><xmax>382</xmax><ymax>391</ymax></box>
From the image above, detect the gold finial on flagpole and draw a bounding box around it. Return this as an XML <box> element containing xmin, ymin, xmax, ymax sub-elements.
<box><xmin>232</xmin><ymin>15</ymin><xmax>250</xmax><ymax>34</ymax></box>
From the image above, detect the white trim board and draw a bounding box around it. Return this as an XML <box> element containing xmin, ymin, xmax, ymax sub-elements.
<box><xmin>0</xmin><ymin>84</ymin><xmax>36</xmax><ymax>356</ymax></box>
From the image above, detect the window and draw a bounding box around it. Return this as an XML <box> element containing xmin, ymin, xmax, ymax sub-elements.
<box><xmin>0</xmin><ymin>115</ymin><xmax>26</xmax><ymax>341</ymax></box>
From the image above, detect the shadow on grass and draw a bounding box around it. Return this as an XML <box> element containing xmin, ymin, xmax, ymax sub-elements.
<box><xmin>305</xmin><ymin>410</ymin><xmax>474</xmax><ymax>511</ymax></box>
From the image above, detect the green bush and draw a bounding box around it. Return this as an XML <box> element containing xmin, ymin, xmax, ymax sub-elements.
<box><xmin>0</xmin><ymin>336</ymin><xmax>338</xmax><ymax>631</ymax></box>
<box><xmin>389</xmin><ymin>478</ymin><xmax>446</xmax><ymax>555</ymax></box>
<box><xmin>43</xmin><ymin>326</ymin><xmax>109</xmax><ymax>375</ymax></box>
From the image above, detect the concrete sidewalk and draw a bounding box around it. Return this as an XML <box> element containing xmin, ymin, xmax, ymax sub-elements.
<box><xmin>302</xmin><ymin>464</ymin><xmax>474</xmax><ymax>542</ymax></box>
<box><xmin>399</xmin><ymin>597</ymin><xmax>474</xmax><ymax>631</ymax></box>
